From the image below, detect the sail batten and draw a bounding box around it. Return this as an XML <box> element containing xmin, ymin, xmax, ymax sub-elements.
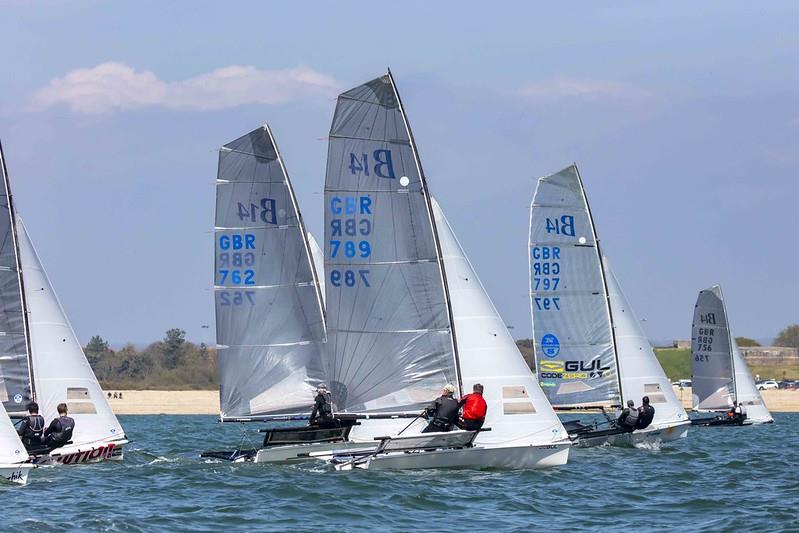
<box><xmin>215</xmin><ymin>125</ymin><xmax>326</xmax><ymax>419</ymax></box>
<box><xmin>323</xmin><ymin>72</ymin><xmax>459</xmax><ymax>413</ymax></box>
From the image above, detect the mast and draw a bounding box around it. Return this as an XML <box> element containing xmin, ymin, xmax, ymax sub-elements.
<box><xmin>265</xmin><ymin>124</ymin><xmax>327</xmax><ymax>330</ymax></box>
<box><xmin>0</xmin><ymin>140</ymin><xmax>35</xmax><ymax>402</ymax></box>
<box><xmin>386</xmin><ymin>69</ymin><xmax>463</xmax><ymax>396</ymax></box>
<box><xmin>574</xmin><ymin>165</ymin><xmax>623</xmax><ymax>404</ymax></box>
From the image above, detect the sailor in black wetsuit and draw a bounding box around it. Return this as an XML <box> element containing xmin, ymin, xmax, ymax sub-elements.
<box><xmin>309</xmin><ymin>384</ymin><xmax>337</xmax><ymax>429</ymax></box>
<box><xmin>616</xmin><ymin>400</ymin><xmax>639</xmax><ymax>432</ymax></box>
<box><xmin>422</xmin><ymin>384</ymin><xmax>459</xmax><ymax>433</ymax></box>
<box><xmin>16</xmin><ymin>402</ymin><xmax>45</xmax><ymax>451</ymax></box>
<box><xmin>43</xmin><ymin>403</ymin><xmax>75</xmax><ymax>451</ymax></box>
<box><xmin>636</xmin><ymin>396</ymin><xmax>655</xmax><ymax>430</ymax></box>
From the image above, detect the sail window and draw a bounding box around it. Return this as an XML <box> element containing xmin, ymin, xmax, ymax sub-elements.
<box><xmin>67</xmin><ymin>387</ymin><xmax>91</xmax><ymax>400</ymax></box>
<box><xmin>503</xmin><ymin>401</ymin><xmax>536</xmax><ymax>415</ymax></box>
<box><xmin>67</xmin><ymin>402</ymin><xmax>97</xmax><ymax>414</ymax></box>
<box><xmin>502</xmin><ymin>386</ymin><xmax>529</xmax><ymax>399</ymax></box>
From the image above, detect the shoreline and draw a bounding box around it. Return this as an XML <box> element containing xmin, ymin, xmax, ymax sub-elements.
<box><xmin>105</xmin><ymin>388</ymin><xmax>799</xmax><ymax>415</ymax></box>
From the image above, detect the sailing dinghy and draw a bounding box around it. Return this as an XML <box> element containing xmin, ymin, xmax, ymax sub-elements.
<box><xmin>0</xmin><ymin>404</ymin><xmax>32</xmax><ymax>484</ymax></box>
<box><xmin>324</xmin><ymin>72</ymin><xmax>570</xmax><ymax>470</ymax></box>
<box><xmin>529</xmin><ymin>164</ymin><xmax>689</xmax><ymax>447</ymax></box>
<box><xmin>690</xmin><ymin>285</ymin><xmax>773</xmax><ymax>426</ymax></box>
<box><xmin>201</xmin><ymin>124</ymin><xmax>380</xmax><ymax>464</ymax></box>
<box><xmin>0</xmin><ymin>140</ymin><xmax>126</xmax><ymax>465</ymax></box>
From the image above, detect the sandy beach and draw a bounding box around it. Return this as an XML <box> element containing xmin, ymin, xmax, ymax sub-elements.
<box><xmin>106</xmin><ymin>387</ymin><xmax>799</xmax><ymax>415</ymax></box>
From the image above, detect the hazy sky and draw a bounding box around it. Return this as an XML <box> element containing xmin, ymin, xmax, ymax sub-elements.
<box><xmin>2</xmin><ymin>1</ymin><xmax>797</xmax><ymax>346</ymax></box>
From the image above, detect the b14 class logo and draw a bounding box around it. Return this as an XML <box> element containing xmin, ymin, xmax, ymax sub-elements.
<box><xmin>541</xmin><ymin>334</ymin><xmax>560</xmax><ymax>358</ymax></box>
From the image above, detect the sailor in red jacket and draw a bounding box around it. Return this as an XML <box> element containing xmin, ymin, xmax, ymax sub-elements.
<box><xmin>458</xmin><ymin>383</ymin><xmax>487</xmax><ymax>431</ymax></box>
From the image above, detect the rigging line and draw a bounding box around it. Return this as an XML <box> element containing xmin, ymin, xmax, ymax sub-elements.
<box><xmin>326</xmin><ymin>258</ymin><xmax>437</xmax><ymax>266</ymax></box>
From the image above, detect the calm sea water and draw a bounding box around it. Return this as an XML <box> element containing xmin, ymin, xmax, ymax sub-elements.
<box><xmin>2</xmin><ymin>414</ymin><xmax>797</xmax><ymax>531</ymax></box>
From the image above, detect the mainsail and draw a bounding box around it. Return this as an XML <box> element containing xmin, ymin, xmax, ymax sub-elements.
<box><xmin>691</xmin><ymin>286</ymin><xmax>735</xmax><ymax>410</ymax></box>
<box><xmin>691</xmin><ymin>285</ymin><xmax>772</xmax><ymax>423</ymax></box>
<box><xmin>18</xmin><ymin>218</ymin><xmax>125</xmax><ymax>446</ymax></box>
<box><xmin>529</xmin><ymin>164</ymin><xmax>619</xmax><ymax>406</ymax></box>
<box><xmin>605</xmin><ymin>258</ymin><xmax>687</xmax><ymax>427</ymax></box>
<box><xmin>307</xmin><ymin>233</ymin><xmax>325</xmax><ymax>308</ymax></box>
<box><xmin>434</xmin><ymin>198</ymin><xmax>567</xmax><ymax>446</ymax></box>
<box><xmin>215</xmin><ymin>125</ymin><xmax>326</xmax><ymax>420</ymax></box>
<box><xmin>0</xmin><ymin>141</ymin><xmax>32</xmax><ymax>415</ymax></box>
<box><xmin>324</xmin><ymin>72</ymin><xmax>459</xmax><ymax>413</ymax></box>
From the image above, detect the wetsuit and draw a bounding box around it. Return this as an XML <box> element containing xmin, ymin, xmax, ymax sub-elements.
<box><xmin>309</xmin><ymin>392</ymin><xmax>336</xmax><ymax>428</ymax></box>
<box><xmin>636</xmin><ymin>404</ymin><xmax>655</xmax><ymax>430</ymax></box>
<box><xmin>457</xmin><ymin>393</ymin><xmax>487</xmax><ymax>431</ymax></box>
<box><xmin>17</xmin><ymin>414</ymin><xmax>45</xmax><ymax>450</ymax></box>
<box><xmin>422</xmin><ymin>395</ymin><xmax>459</xmax><ymax>433</ymax></box>
<box><xmin>43</xmin><ymin>415</ymin><xmax>75</xmax><ymax>451</ymax></box>
<box><xmin>734</xmin><ymin>404</ymin><xmax>747</xmax><ymax>425</ymax></box>
<box><xmin>616</xmin><ymin>407</ymin><xmax>638</xmax><ymax>432</ymax></box>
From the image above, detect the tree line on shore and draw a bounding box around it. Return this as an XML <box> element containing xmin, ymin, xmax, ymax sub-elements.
<box><xmin>85</xmin><ymin>329</ymin><xmax>216</xmax><ymax>390</ymax></box>
<box><xmin>84</xmin><ymin>325</ymin><xmax>799</xmax><ymax>390</ymax></box>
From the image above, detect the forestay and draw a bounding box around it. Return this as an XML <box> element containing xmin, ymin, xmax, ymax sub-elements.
<box><xmin>215</xmin><ymin>125</ymin><xmax>326</xmax><ymax>419</ymax></box>
<box><xmin>605</xmin><ymin>258</ymin><xmax>687</xmax><ymax>427</ymax></box>
<box><xmin>18</xmin><ymin>218</ymin><xmax>124</xmax><ymax>447</ymax></box>
<box><xmin>434</xmin><ymin>199</ymin><xmax>568</xmax><ymax>446</ymax></box>
<box><xmin>691</xmin><ymin>286</ymin><xmax>735</xmax><ymax>410</ymax></box>
<box><xmin>529</xmin><ymin>165</ymin><xmax>619</xmax><ymax>406</ymax></box>
<box><xmin>0</xmin><ymin>142</ymin><xmax>32</xmax><ymax>416</ymax></box>
<box><xmin>324</xmin><ymin>72</ymin><xmax>458</xmax><ymax>413</ymax></box>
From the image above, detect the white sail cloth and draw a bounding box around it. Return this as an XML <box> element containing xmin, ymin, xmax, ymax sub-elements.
<box><xmin>18</xmin><ymin>218</ymin><xmax>125</xmax><ymax>448</ymax></box>
<box><xmin>307</xmin><ymin>233</ymin><xmax>325</xmax><ymax>309</ymax></box>
<box><xmin>0</xmin><ymin>403</ymin><xmax>28</xmax><ymax>465</ymax></box>
<box><xmin>604</xmin><ymin>258</ymin><xmax>687</xmax><ymax>428</ymax></box>
<box><xmin>433</xmin><ymin>199</ymin><xmax>568</xmax><ymax>447</ymax></box>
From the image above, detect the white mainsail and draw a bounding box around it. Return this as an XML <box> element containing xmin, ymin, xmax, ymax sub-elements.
<box><xmin>691</xmin><ymin>285</ymin><xmax>772</xmax><ymax>424</ymax></box>
<box><xmin>433</xmin><ymin>198</ymin><xmax>568</xmax><ymax>447</ymax></box>
<box><xmin>18</xmin><ymin>218</ymin><xmax>125</xmax><ymax>448</ymax></box>
<box><xmin>604</xmin><ymin>258</ymin><xmax>687</xmax><ymax>429</ymax></box>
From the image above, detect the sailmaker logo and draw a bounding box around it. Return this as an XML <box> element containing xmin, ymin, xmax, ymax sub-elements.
<box><xmin>541</xmin><ymin>334</ymin><xmax>560</xmax><ymax>358</ymax></box>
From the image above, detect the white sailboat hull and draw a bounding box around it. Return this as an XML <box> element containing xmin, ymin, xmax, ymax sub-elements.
<box><xmin>576</xmin><ymin>420</ymin><xmax>690</xmax><ymax>448</ymax></box>
<box><xmin>33</xmin><ymin>439</ymin><xmax>127</xmax><ymax>466</ymax></box>
<box><xmin>0</xmin><ymin>463</ymin><xmax>33</xmax><ymax>484</ymax></box>
<box><xmin>338</xmin><ymin>442</ymin><xmax>571</xmax><ymax>471</ymax></box>
<box><xmin>253</xmin><ymin>441</ymin><xmax>373</xmax><ymax>464</ymax></box>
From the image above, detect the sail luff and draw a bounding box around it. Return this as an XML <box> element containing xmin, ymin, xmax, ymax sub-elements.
<box><xmin>0</xmin><ymin>140</ymin><xmax>35</xmax><ymax>413</ymax></box>
<box><xmin>386</xmin><ymin>70</ymin><xmax>462</xmax><ymax>395</ymax></box>
<box><xmin>716</xmin><ymin>285</ymin><xmax>738</xmax><ymax>403</ymax></box>
<box><xmin>574</xmin><ymin>165</ymin><xmax>623</xmax><ymax>402</ymax></box>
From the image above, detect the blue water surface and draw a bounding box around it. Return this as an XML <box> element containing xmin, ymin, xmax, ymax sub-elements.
<box><xmin>2</xmin><ymin>413</ymin><xmax>797</xmax><ymax>532</ymax></box>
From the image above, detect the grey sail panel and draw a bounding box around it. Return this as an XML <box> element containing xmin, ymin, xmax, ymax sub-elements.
<box><xmin>324</xmin><ymin>73</ymin><xmax>457</xmax><ymax>413</ymax></box>
<box><xmin>0</xmin><ymin>143</ymin><xmax>31</xmax><ymax>414</ymax></box>
<box><xmin>691</xmin><ymin>286</ymin><xmax>735</xmax><ymax>410</ymax></box>
<box><xmin>529</xmin><ymin>165</ymin><xmax>619</xmax><ymax>406</ymax></box>
<box><xmin>215</xmin><ymin>126</ymin><xmax>326</xmax><ymax>418</ymax></box>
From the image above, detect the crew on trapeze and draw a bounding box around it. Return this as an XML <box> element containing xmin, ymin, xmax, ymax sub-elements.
<box><xmin>422</xmin><ymin>383</ymin><xmax>487</xmax><ymax>433</ymax></box>
<box><xmin>616</xmin><ymin>397</ymin><xmax>656</xmax><ymax>432</ymax></box>
<box><xmin>16</xmin><ymin>402</ymin><xmax>75</xmax><ymax>452</ymax></box>
<box><xmin>309</xmin><ymin>383</ymin><xmax>338</xmax><ymax>429</ymax></box>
